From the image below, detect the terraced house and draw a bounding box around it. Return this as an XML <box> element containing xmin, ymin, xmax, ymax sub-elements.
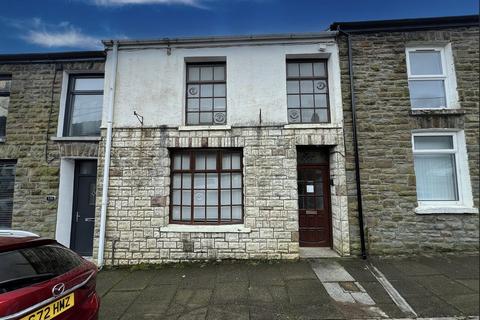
<box><xmin>0</xmin><ymin>52</ymin><xmax>105</xmax><ymax>257</ymax></box>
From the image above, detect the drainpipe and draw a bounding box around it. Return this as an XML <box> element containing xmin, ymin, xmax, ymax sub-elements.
<box><xmin>337</xmin><ymin>28</ymin><xmax>367</xmax><ymax>260</ymax></box>
<box><xmin>97</xmin><ymin>41</ymin><xmax>119</xmax><ymax>268</ymax></box>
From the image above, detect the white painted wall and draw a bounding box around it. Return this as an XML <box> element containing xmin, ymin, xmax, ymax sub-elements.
<box><xmin>104</xmin><ymin>39</ymin><xmax>344</xmax><ymax>128</ymax></box>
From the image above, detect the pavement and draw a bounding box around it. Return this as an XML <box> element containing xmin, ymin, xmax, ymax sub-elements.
<box><xmin>96</xmin><ymin>254</ymin><xmax>479</xmax><ymax>319</ymax></box>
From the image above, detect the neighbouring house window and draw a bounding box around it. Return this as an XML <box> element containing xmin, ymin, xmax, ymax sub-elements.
<box><xmin>286</xmin><ymin>60</ymin><xmax>329</xmax><ymax>123</ymax></box>
<box><xmin>170</xmin><ymin>149</ymin><xmax>243</xmax><ymax>224</ymax></box>
<box><xmin>0</xmin><ymin>75</ymin><xmax>12</xmax><ymax>141</ymax></box>
<box><xmin>412</xmin><ymin>132</ymin><xmax>470</xmax><ymax>208</ymax></box>
<box><xmin>186</xmin><ymin>63</ymin><xmax>226</xmax><ymax>125</ymax></box>
<box><xmin>64</xmin><ymin>74</ymin><xmax>104</xmax><ymax>136</ymax></box>
<box><xmin>0</xmin><ymin>161</ymin><xmax>16</xmax><ymax>228</ymax></box>
<box><xmin>406</xmin><ymin>46</ymin><xmax>457</xmax><ymax>109</ymax></box>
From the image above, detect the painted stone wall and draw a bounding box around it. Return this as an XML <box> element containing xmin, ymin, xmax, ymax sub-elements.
<box><xmin>94</xmin><ymin>126</ymin><xmax>349</xmax><ymax>265</ymax></box>
<box><xmin>0</xmin><ymin>61</ymin><xmax>104</xmax><ymax>237</ymax></box>
<box><xmin>338</xmin><ymin>26</ymin><xmax>479</xmax><ymax>255</ymax></box>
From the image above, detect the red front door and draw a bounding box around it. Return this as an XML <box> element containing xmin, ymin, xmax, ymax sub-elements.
<box><xmin>297</xmin><ymin>165</ymin><xmax>332</xmax><ymax>247</ymax></box>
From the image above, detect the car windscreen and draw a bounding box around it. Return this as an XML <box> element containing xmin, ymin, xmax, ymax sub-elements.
<box><xmin>0</xmin><ymin>244</ymin><xmax>84</xmax><ymax>294</ymax></box>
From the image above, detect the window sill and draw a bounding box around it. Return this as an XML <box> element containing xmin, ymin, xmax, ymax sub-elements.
<box><xmin>409</xmin><ymin>109</ymin><xmax>466</xmax><ymax>116</ymax></box>
<box><xmin>283</xmin><ymin>123</ymin><xmax>341</xmax><ymax>129</ymax></box>
<box><xmin>415</xmin><ymin>206</ymin><xmax>478</xmax><ymax>215</ymax></box>
<box><xmin>178</xmin><ymin>125</ymin><xmax>231</xmax><ymax>131</ymax></box>
<box><xmin>160</xmin><ymin>224</ymin><xmax>251</xmax><ymax>233</ymax></box>
<box><xmin>51</xmin><ymin>136</ymin><xmax>102</xmax><ymax>142</ymax></box>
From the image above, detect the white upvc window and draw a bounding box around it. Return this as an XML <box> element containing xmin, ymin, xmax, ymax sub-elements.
<box><xmin>406</xmin><ymin>45</ymin><xmax>458</xmax><ymax>110</ymax></box>
<box><xmin>412</xmin><ymin>131</ymin><xmax>476</xmax><ymax>214</ymax></box>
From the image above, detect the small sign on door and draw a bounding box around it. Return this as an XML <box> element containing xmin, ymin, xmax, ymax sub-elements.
<box><xmin>306</xmin><ymin>185</ymin><xmax>314</xmax><ymax>193</ymax></box>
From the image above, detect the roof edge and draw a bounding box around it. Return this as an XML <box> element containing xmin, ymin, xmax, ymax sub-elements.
<box><xmin>102</xmin><ymin>31</ymin><xmax>338</xmax><ymax>47</ymax></box>
<box><xmin>0</xmin><ymin>51</ymin><xmax>106</xmax><ymax>64</ymax></box>
<box><xmin>330</xmin><ymin>15</ymin><xmax>479</xmax><ymax>33</ymax></box>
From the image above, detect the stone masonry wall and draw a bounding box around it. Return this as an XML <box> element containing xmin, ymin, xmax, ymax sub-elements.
<box><xmin>0</xmin><ymin>61</ymin><xmax>104</xmax><ymax>237</ymax></box>
<box><xmin>338</xmin><ymin>26</ymin><xmax>479</xmax><ymax>255</ymax></box>
<box><xmin>94</xmin><ymin>126</ymin><xmax>348</xmax><ymax>265</ymax></box>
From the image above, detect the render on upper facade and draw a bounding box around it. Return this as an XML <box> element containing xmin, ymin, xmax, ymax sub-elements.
<box><xmin>0</xmin><ymin>52</ymin><xmax>105</xmax><ymax>257</ymax></box>
<box><xmin>331</xmin><ymin>15</ymin><xmax>479</xmax><ymax>255</ymax></box>
<box><xmin>93</xmin><ymin>33</ymin><xmax>352</xmax><ymax>264</ymax></box>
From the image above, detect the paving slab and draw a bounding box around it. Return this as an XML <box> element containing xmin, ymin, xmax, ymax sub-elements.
<box><xmin>99</xmin><ymin>290</ymin><xmax>142</xmax><ymax>319</ymax></box>
<box><xmin>112</xmin><ymin>270</ymin><xmax>157</xmax><ymax>291</ymax></box>
<box><xmin>96</xmin><ymin>269</ymin><xmax>129</xmax><ymax>297</ymax></box>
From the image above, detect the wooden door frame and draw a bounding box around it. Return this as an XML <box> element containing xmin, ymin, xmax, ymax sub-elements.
<box><xmin>297</xmin><ymin>162</ymin><xmax>333</xmax><ymax>248</ymax></box>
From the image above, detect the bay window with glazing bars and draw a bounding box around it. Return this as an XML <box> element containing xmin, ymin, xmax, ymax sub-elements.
<box><xmin>286</xmin><ymin>60</ymin><xmax>330</xmax><ymax>123</ymax></box>
<box><xmin>186</xmin><ymin>63</ymin><xmax>227</xmax><ymax>125</ymax></box>
<box><xmin>170</xmin><ymin>149</ymin><xmax>243</xmax><ymax>224</ymax></box>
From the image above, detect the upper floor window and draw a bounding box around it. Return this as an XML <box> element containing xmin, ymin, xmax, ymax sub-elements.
<box><xmin>0</xmin><ymin>75</ymin><xmax>12</xmax><ymax>142</ymax></box>
<box><xmin>0</xmin><ymin>160</ymin><xmax>16</xmax><ymax>228</ymax></box>
<box><xmin>286</xmin><ymin>60</ymin><xmax>329</xmax><ymax>123</ymax></box>
<box><xmin>186</xmin><ymin>63</ymin><xmax>226</xmax><ymax>126</ymax></box>
<box><xmin>406</xmin><ymin>46</ymin><xmax>458</xmax><ymax>109</ymax></box>
<box><xmin>170</xmin><ymin>149</ymin><xmax>243</xmax><ymax>224</ymax></box>
<box><xmin>412</xmin><ymin>131</ymin><xmax>473</xmax><ymax>211</ymax></box>
<box><xmin>64</xmin><ymin>74</ymin><xmax>104</xmax><ymax>137</ymax></box>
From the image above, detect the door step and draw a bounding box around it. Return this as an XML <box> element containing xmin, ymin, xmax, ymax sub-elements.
<box><xmin>299</xmin><ymin>247</ymin><xmax>340</xmax><ymax>258</ymax></box>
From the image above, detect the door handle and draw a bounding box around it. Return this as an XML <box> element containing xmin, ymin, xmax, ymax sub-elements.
<box><xmin>75</xmin><ymin>211</ymin><xmax>80</xmax><ymax>222</ymax></box>
<box><xmin>85</xmin><ymin>218</ymin><xmax>95</xmax><ymax>222</ymax></box>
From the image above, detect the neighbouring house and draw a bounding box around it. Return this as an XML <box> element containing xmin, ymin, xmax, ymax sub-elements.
<box><xmin>0</xmin><ymin>51</ymin><xmax>105</xmax><ymax>257</ymax></box>
<box><xmin>95</xmin><ymin>32</ymin><xmax>351</xmax><ymax>264</ymax></box>
<box><xmin>331</xmin><ymin>15</ymin><xmax>479</xmax><ymax>255</ymax></box>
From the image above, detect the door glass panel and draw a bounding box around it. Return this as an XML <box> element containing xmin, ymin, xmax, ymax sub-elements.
<box><xmin>88</xmin><ymin>183</ymin><xmax>96</xmax><ymax>206</ymax></box>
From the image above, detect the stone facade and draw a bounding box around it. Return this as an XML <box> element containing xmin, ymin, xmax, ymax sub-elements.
<box><xmin>0</xmin><ymin>58</ymin><xmax>104</xmax><ymax>238</ymax></box>
<box><xmin>337</xmin><ymin>26</ymin><xmax>479</xmax><ymax>255</ymax></box>
<box><xmin>96</xmin><ymin>126</ymin><xmax>349</xmax><ymax>265</ymax></box>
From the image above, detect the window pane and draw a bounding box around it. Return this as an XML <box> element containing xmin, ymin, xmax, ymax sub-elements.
<box><xmin>196</xmin><ymin>153</ymin><xmax>205</xmax><ymax>170</ymax></box>
<box><xmin>231</xmin><ymin>153</ymin><xmax>241</xmax><ymax>169</ymax></box>
<box><xmin>409</xmin><ymin>80</ymin><xmax>446</xmax><ymax>109</ymax></box>
<box><xmin>301</xmin><ymin>95</ymin><xmax>314</xmax><ymax>108</ymax></box>
<box><xmin>213</xmin><ymin>66</ymin><xmax>225</xmax><ymax>81</ymax></box>
<box><xmin>194</xmin><ymin>190</ymin><xmax>205</xmax><ymax>205</ymax></box>
<box><xmin>69</xmin><ymin>94</ymin><xmax>102</xmax><ymax>136</ymax></box>
<box><xmin>172</xmin><ymin>206</ymin><xmax>181</xmax><ymax>220</ymax></box>
<box><xmin>409</xmin><ymin>51</ymin><xmax>443</xmax><ymax>75</ymax></box>
<box><xmin>172</xmin><ymin>190</ymin><xmax>181</xmax><ymax>205</ymax></box>
<box><xmin>172</xmin><ymin>174</ymin><xmax>181</xmax><ymax>188</ymax></box>
<box><xmin>187</xmin><ymin>98</ymin><xmax>199</xmax><ymax>111</ymax></box>
<box><xmin>201</xmin><ymin>84</ymin><xmax>213</xmax><ymax>97</ymax></box>
<box><xmin>214</xmin><ymin>84</ymin><xmax>226</xmax><ymax>97</ymax></box>
<box><xmin>221</xmin><ymin>173</ymin><xmax>230</xmax><ymax>188</ymax></box>
<box><xmin>188</xmin><ymin>67</ymin><xmax>200</xmax><ymax>81</ymax></box>
<box><xmin>182</xmin><ymin>173</ymin><xmax>191</xmax><ymax>188</ymax></box>
<box><xmin>200</xmin><ymin>112</ymin><xmax>213</xmax><ymax>124</ymax></box>
<box><xmin>314</xmin><ymin>80</ymin><xmax>327</xmax><ymax>93</ymax></box>
<box><xmin>287</xmin><ymin>81</ymin><xmax>299</xmax><ymax>94</ymax></box>
<box><xmin>222</xmin><ymin>154</ymin><xmax>231</xmax><ymax>169</ymax></box>
<box><xmin>232</xmin><ymin>190</ymin><xmax>242</xmax><ymax>205</ymax></box>
<box><xmin>206</xmin><ymin>153</ymin><xmax>216</xmax><ymax>170</ymax></box>
<box><xmin>213</xmin><ymin>112</ymin><xmax>226</xmax><ymax>124</ymax></box>
<box><xmin>194</xmin><ymin>207</ymin><xmax>205</xmax><ymax>220</ymax></box>
<box><xmin>313</xmin><ymin>62</ymin><xmax>326</xmax><ymax>77</ymax></box>
<box><xmin>187</xmin><ymin>113</ymin><xmax>199</xmax><ymax>125</ymax></box>
<box><xmin>194</xmin><ymin>173</ymin><xmax>205</xmax><ymax>189</ymax></box>
<box><xmin>182</xmin><ymin>155</ymin><xmax>190</xmax><ymax>169</ymax></box>
<box><xmin>182</xmin><ymin>206</ymin><xmax>191</xmax><ymax>221</ymax></box>
<box><xmin>287</xmin><ymin>63</ymin><xmax>299</xmax><ymax>77</ymax></box>
<box><xmin>414</xmin><ymin>154</ymin><xmax>458</xmax><ymax>201</ymax></box>
<box><xmin>206</xmin><ymin>207</ymin><xmax>217</xmax><ymax>220</ymax></box>
<box><xmin>221</xmin><ymin>190</ymin><xmax>231</xmax><ymax>205</ymax></box>
<box><xmin>0</xmin><ymin>162</ymin><xmax>16</xmax><ymax>228</ymax></box>
<box><xmin>232</xmin><ymin>206</ymin><xmax>242</xmax><ymax>219</ymax></box>
<box><xmin>0</xmin><ymin>96</ymin><xmax>9</xmax><ymax>139</ymax></box>
<box><xmin>287</xmin><ymin>95</ymin><xmax>300</xmax><ymax>108</ymax></box>
<box><xmin>299</xmin><ymin>63</ymin><xmax>313</xmax><ymax>77</ymax></box>
<box><xmin>414</xmin><ymin>136</ymin><xmax>453</xmax><ymax>150</ymax></box>
<box><xmin>221</xmin><ymin>206</ymin><xmax>231</xmax><ymax>219</ymax></box>
<box><xmin>213</xmin><ymin>98</ymin><xmax>226</xmax><ymax>111</ymax></box>
<box><xmin>232</xmin><ymin>173</ymin><xmax>242</xmax><ymax>188</ymax></box>
<box><xmin>206</xmin><ymin>173</ymin><xmax>218</xmax><ymax>189</ymax></box>
<box><xmin>288</xmin><ymin>109</ymin><xmax>301</xmax><ymax>123</ymax></box>
<box><xmin>300</xmin><ymin>80</ymin><xmax>314</xmax><ymax>93</ymax></box>
<box><xmin>182</xmin><ymin>191</ymin><xmax>191</xmax><ymax>205</ymax></box>
<box><xmin>314</xmin><ymin>94</ymin><xmax>328</xmax><ymax>108</ymax></box>
<box><xmin>207</xmin><ymin>191</ymin><xmax>218</xmax><ymax>205</ymax></box>
<box><xmin>74</xmin><ymin>78</ymin><xmax>104</xmax><ymax>91</ymax></box>
<box><xmin>316</xmin><ymin>109</ymin><xmax>328</xmax><ymax>122</ymax></box>
<box><xmin>187</xmin><ymin>85</ymin><xmax>199</xmax><ymax>97</ymax></box>
<box><xmin>200</xmin><ymin>67</ymin><xmax>213</xmax><ymax>81</ymax></box>
<box><xmin>200</xmin><ymin>98</ymin><xmax>213</xmax><ymax>111</ymax></box>
<box><xmin>173</xmin><ymin>156</ymin><xmax>182</xmax><ymax>170</ymax></box>
<box><xmin>301</xmin><ymin>109</ymin><xmax>314</xmax><ymax>123</ymax></box>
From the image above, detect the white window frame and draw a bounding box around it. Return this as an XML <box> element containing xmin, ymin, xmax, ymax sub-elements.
<box><xmin>405</xmin><ymin>44</ymin><xmax>459</xmax><ymax>110</ymax></box>
<box><xmin>412</xmin><ymin>130</ymin><xmax>476</xmax><ymax>214</ymax></box>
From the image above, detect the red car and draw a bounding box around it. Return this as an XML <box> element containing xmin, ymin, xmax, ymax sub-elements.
<box><xmin>0</xmin><ymin>232</ymin><xmax>99</xmax><ymax>320</ymax></box>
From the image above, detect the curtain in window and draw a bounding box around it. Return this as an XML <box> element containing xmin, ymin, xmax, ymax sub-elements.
<box><xmin>414</xmin><ymin>154</ymin><xmax>458</xmax><ymax>201</ymax></box>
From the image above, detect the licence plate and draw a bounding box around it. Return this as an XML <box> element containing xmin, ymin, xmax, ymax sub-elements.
<box><xmin>21</xmin><ymin>292</ymin><xmax>75</xmax><ymax>320</ymax></box>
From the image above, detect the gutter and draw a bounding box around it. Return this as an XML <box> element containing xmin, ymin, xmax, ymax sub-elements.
<box><xmin>97</xmin><ymin>41</ymin><xmax>118</xmax><ymax>268</ymax></box>
<box><xmin>337</xmin><ymin>27</ymin><xmax>368</xmax><ymax>260</ymax></box>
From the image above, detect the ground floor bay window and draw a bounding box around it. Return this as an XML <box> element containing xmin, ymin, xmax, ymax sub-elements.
<box><xmin>412</xmin><ymin>131</ymin><xmax>476</xmax><ymax>214</ymax></box>
<box><xmin>170</xmin><ymin>149</ymin><xmax>243</xmax><ymax>224</ymax></box>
